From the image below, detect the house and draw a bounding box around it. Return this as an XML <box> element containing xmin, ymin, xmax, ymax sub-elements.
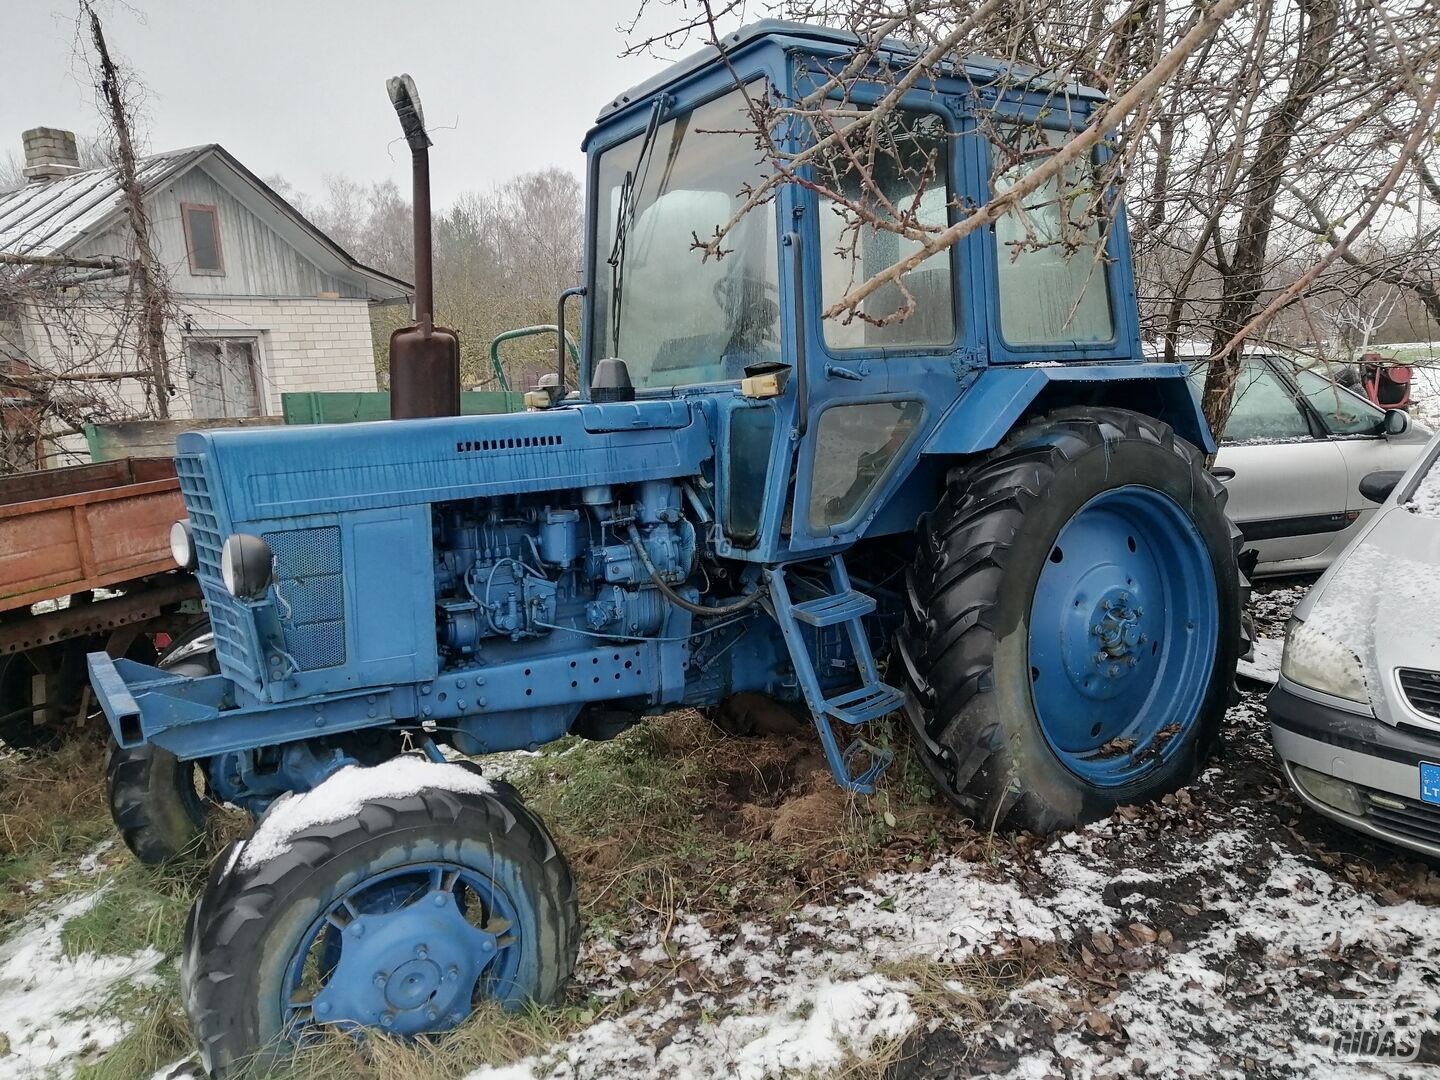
<box><xmin>0</xmin><ymin>127</ymin><xmax>411</xmax><ymax>466</ymax></box>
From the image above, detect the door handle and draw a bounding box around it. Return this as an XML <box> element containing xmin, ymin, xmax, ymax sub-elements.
<box><xmin>1211</xmin><ymin>467</ymin><xmax>1236</xmax><ymax>482</ymax></box>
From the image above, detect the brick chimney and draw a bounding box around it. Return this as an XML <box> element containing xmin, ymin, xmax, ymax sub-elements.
<box><xmin>22</xmin><ymin>127</ymin><xmax>83</xmax><ymax>183</ymax></box>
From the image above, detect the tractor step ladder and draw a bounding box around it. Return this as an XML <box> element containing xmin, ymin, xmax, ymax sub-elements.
<box><xmin>764</xmin><ymin>556</ymin><xmax>901</xmax><ymax>793</ymax></box>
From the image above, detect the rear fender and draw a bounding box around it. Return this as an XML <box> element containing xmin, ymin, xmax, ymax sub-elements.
<box><xmin>920</xmin><ymin>364</ymin><xmax>1215</xmax><ymax>457</ymax></box>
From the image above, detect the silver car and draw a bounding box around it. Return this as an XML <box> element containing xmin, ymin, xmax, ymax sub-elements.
<box><xmin>1193</xmin><ymin>356</ymin><xmax>1430</xmax><ymax>575</ymax></box>
<box><xmin>1269</xmin><ymin>430</ymin><xmax>1440</xmax><ymax>856</ymax></box>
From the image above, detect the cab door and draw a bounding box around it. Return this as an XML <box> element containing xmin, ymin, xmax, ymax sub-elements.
<box><xmin>1202</xmin><ymin>358</ymin><xmax>1350</xmax><ymax>566</ymax></box>
<box><xmin>787</xmin><ymin>100</ymin><xmax>967</xmax><ymax>554</ymax></box>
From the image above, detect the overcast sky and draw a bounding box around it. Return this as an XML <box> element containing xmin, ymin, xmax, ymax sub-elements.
<box><xmin>0</xmin><ymin>0</ymin><xmax>689</xmax><ymax>207</ymax></box>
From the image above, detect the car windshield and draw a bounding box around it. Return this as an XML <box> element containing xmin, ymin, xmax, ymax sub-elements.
<box><xmin>591</xmin><ymin>85</ymin><xmax>781</xmax><ymax>389</ymax></box>
<box><xmin>1407</xmin><ymin>444</ymin><xmax>1440</xmax><ymax>517</ymax></box>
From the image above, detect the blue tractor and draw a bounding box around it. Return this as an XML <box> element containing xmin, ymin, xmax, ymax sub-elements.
<box><xmin>88</xmin><ymin>21</ymin><xmax>1241</xmax><ymax>1075</ymax></box>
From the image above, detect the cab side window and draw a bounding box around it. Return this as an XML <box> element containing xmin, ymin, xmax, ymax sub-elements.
<box><xmin>1193</xmin><ymin>360</ymin><xmax>1311</xmax><ymax>443</ymax></box>
<box><xmin>816</xmin><ymin>110</ymin><xmax>955</xmax><ymax>350</ymax></box>
<box><xmin>1293</xmin><ymin>367</ymin><xmax>1385</xmax><ymax>436</ymax></box>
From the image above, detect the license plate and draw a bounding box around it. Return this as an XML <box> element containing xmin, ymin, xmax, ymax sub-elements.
<box><xmin>1421</xmin><ymin>762</ymin><xmax>1440</xmax><ymax>806</ymax></box>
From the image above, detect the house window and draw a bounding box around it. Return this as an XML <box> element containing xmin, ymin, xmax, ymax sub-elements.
<box><xmin>181</xmin><ymin>203</ymin><xmax>224</xmax><ymax>274</ymax></box>
<box><xmin>186</xmin><ymin>337</ymin><xmax>259</xmax><ymax>417</ymax></box>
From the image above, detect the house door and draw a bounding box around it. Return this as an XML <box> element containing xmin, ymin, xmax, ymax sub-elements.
<box><xmin>186</xmin><ymin>338</ymin><xmax>260</xmax><ymax>418</ymax></box>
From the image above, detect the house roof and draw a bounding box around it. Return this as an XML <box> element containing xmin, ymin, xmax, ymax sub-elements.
<box><xmin>0</xmin><ymin>144</ymin><xmax>412</xmax><ymax>302</ymax></box>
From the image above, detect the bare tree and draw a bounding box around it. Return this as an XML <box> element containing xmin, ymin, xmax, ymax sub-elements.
<box><xmin>277</xmin><ymin>167</ymin><xmax>584</xmax><ymax>388</ymax></box>
<box><xmin>0</xmin><ymin>1</ymin><xmax>179</xmax><ymax>470</ymax></box>
<box><xmin>623</xmin><ymin>0</ymin><xmax>1440</xmax><ymax>437</ymax></box>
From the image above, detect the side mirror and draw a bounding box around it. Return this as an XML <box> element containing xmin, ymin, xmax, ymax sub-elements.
<box><xmin>1358</xmin><ymin>469</ymin><xmax>1404</xmax><ymax>504</ymax></box>
<box><xmin>1384</xmin><ymin>409</ymin><xmax>1411</xmax><ymax>437</ymax></box>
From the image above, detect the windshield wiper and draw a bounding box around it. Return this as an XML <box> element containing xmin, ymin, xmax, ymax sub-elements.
<box><xmin>607</xmin><ymin>95</ymin><xmax>667</xmax><ymax>356</ymax></box>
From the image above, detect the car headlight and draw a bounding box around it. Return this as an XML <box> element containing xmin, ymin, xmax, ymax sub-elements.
<box><xmin>220</xmin><ymin>534</ymin><xmax>274</xmax><ymax>600</ymax></box>
<box><xmin>1280</xmin><ymin>616</ymin><xmax>1369</xmax><ymax>704</ymax></box>
<box><xmin>169</xmin><ymin>520</ymin><xmax>197</xmax><ymax>570</ymax></box>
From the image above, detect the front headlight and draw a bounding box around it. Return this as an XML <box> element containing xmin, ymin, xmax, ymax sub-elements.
<box><xmin>220</xmin><ymin>534</ymin><xmax>274</xmax><ymax>600</ymax></box>
<box><xmin>1280</xmin><ymin>616</ymin><xmax>1370</xmax><ymax>704</ymax></box>
<box><xmin>169</xmin><ymin>520</ymin><xmax>197</xmax><ymax>570</ymax></box>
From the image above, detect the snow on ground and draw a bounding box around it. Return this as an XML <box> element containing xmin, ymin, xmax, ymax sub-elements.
<box><xmin>0</xmin><ymin>883</ymin><xmax>162</xmax><ymax>1079</ymax></box>
<box><xmin>460</xmin><ymin>587</ymin><xmax>1440</xmax><ymax>1079</ymax></box>
<box><xmin>11</xmin><ymin>583</ymin><xmax>1440</xmax><ymax>1079</ymax></box>
<box><xmin>465</xmin><ymin>781</ymin><xmax>1440</xmax><ymax>1079</ymax></box>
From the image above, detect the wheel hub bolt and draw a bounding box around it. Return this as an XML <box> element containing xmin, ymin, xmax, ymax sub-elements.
<box><xmin>416</xmin><ymin>945</ymin><xmax>429</xmax><ymax>959</ymax></box>
<box><xmin>447</xmin><ymin>966</ymin><xmax>459</xmax><ymax>980</ymax></box>
<box><xmin>381</xmin><ymin>1013</ymin><xmax>394</xmax><ymax>1028</ymax></box>
<box><xmin>426</xmin><ymin>1007</ymin><xmax>439</xmax><ymax>1022</ymax></box>
<box><xmin>1109</xmin><ymin>664</ymin><xmax>1120</xmax><ymax>677</ymax></box>
<box><xmin>481</xmin><ymin>939</ymin><xmax>495</xmax><ymax>953</ymax></box>
<box><xmin>432</xmin><ymin>894</ymin><xmax>448</xmax><ymax>907</ymax></box>
<box><xmin>374</xmin><ymin>972</ymin><xmax>387</xmax><ymax>986</ymax></box>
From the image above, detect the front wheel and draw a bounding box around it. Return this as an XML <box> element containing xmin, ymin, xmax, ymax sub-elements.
<box><xmin>181</xmin><ymin>763</ymin><xmax>578</xmax><ymax>1078</ymax></box>
<box><xmin>896</xmin><ymin>407</ymin><xmax>1241</xmax><ymax>833</ymax></box>
<box><xmin>108</xmin><ymin>621</ymin><xmax>218</xmax><ymax>864</ymax></box>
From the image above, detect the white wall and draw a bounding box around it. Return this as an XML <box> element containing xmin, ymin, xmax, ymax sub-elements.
<box><xmin>18</xmin><ymin>294</ymin><xmax>378</xmax><ymax>465</ymax></box>
<box><xmin>180</xmin><ymin>295</ymin><xmax>378</xmax><ymax>416</ymax></box>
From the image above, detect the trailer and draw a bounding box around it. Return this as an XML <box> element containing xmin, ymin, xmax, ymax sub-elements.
<box><xmin>0</xmin><ymin>457</ymin><xmax>202</xmax><ymax>747</ymax></box>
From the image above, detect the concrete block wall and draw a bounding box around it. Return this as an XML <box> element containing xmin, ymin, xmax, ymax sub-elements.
<box><xmin>182</xmin><ymin>296</ymin><xmax>379</xmax><ymax>415</ymax></box>
<box><xmin>19</xmin><ymin>293</ymin><xmax>381</xmax><ymax>464</ymax></box>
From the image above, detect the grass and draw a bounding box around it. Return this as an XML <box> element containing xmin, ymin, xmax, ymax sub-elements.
<box><xmin>5</xmin><ymin>709</ymin><xmax>991</xmax><ymax>1080</ymax></box>
<box><xmin>506</xmin><ymin>710</ymin><xmax>970</xmax><ymax>933</ymax></box>
<box><xmin>0</xmin><ymin>738</ymin><xmax>114</xmax><ymax>919</ymax></box>
<box><xmin>60</xmin><ymin>858</ymin><xmax>200</xmax><ymax>959</ymax></box>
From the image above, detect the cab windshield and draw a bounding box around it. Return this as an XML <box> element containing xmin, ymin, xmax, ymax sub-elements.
<box><xmin>591</xmin><ymin>84</ymin><xmax>781</xmax><ymax>388</ymax></box>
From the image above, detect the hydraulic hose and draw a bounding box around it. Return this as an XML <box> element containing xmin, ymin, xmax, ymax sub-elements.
<box><xmin>624</xmin><ymin>523</ymin><xmax>765</xmax><ymax>618</ymax></box>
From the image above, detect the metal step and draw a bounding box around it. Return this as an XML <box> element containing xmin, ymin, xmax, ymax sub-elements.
<box><xmin>824</xmin><ymin>682</ymin><xmax>905</xmax><ymax>725</ymax></box>
<box><xmin>790</xmin><ymin>589</ymin><xmax>876</xmax><ymax>628</ymax></box>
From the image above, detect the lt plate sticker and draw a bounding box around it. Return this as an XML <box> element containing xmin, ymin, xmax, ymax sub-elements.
<box><xmin>1421</xmin><ymin>762</ymin><xmax>1440</xmax><ymax>806</ymax></box>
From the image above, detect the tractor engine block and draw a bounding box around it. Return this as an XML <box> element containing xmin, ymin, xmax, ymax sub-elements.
<box><xmin>431</xmin><ymin>479</ymin><xmax>696</xmax><ymax>665</ymax></box>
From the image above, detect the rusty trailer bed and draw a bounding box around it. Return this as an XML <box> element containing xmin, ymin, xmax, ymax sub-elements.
<box><xmin>0</xmin><ymin>458</ymin><xmax>186</xmax><ymax>615</ymax></box>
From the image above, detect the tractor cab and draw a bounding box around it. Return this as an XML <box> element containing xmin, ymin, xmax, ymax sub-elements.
<box><xmin>572</xmin><ymin>21</ymin><xmax>1196</xmax><ymax>566</ymax></box>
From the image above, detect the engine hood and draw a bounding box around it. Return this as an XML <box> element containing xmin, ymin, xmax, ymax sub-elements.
<box><xmin>176</xmin><ymin>399</ymin><xmax>712</xmax><ymax>525</ymax></box>
<box><xmin>1295</xmin><ymin>502</ymin><xmax>1440</xmax><ymax>728</ymax></box>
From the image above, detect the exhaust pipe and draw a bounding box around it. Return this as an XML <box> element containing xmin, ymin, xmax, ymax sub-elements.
<box><xmin>385</xmin><ymin>74</ymin><xmax>461</xmax><ymax>419</ymax></box>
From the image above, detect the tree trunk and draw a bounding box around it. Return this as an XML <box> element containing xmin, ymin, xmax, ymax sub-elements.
<box><xmin>86</xmin><ymin>3</ymin><xmax>170</xmax><ymax>420</ymax></box>
<box><xmin>1200</xmin><ymin>0</ymin><xmax>1339</xmax><ymax>440</ymax></box>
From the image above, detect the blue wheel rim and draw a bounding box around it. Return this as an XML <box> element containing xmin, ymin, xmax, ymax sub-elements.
<box><xmin>1027</xmin><ymin>485</ymin><xmax>1218</xmax><ymax>787</ymax></box>
<box><xmin>283</xmin><ymin>862</ymin><xmax>523</xmax><ymax>1039</ymax></box>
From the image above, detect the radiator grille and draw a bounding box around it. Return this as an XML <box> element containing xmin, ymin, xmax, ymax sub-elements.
<box><xmin>1399</xmin><ymin>668</ymin><xmax>1440</xmax><ymax>720</ymax></box>
<box><xmin>175</xmin><ymin>454</ymin><xmax>263</xmax><ymax>684</ymax></box>
<box><xmin>265</xmin><ymin>526</ymin><xmax>346</xmax><ymax>670</ymax></box>
<box><xmin>1364</xmin><ymin>788</ymin><xmax>1440</xmax><ymax>849</ymax></box>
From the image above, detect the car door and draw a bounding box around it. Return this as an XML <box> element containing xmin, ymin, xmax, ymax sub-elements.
<box><xmin>1289</xmin><ymin>363</ymin><xmax>1431</xmax><ymax>562</ymax></box>
<box><xmin>1202</xmin><ymin>358</ymin><xmax>1350</xmax><ymax>568</ymax></box>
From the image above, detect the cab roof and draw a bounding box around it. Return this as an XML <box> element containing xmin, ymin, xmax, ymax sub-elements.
<box><xmin>593</xmin><ymin>18</ymin><xmax>1106</xmax><ymax>127</ymax></box>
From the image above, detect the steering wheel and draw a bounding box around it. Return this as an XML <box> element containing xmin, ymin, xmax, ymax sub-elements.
<box><xmin>712</xmin><ymin>273</ymin><xmax>778</xmax><ymax>309</ymax></box>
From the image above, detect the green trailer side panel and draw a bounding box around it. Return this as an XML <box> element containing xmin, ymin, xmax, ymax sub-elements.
<box><xmin>280</xmin><ymin>391</ymin><xmax>525</xmax><ymax>425</ymax></box>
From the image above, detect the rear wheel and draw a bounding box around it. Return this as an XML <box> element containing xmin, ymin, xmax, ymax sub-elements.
<box><xmin>896</xmin><ymin>407</ymin><xmax>1241</xmax><ymax>832</ymax></box>
<box><xmin>182</xmin><ymin>768</ymin><xmax>578</xmax><ymax>1078</ymax></box>
<box><xmin>108</xmin><ymin>621</ymin><xmax>216</xmax><ymax>864</ymax></box>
